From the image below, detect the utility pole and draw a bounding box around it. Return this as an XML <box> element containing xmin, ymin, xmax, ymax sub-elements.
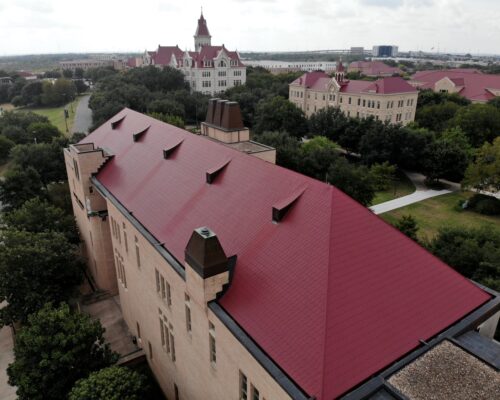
<box><xmin>64</xmin><ymin>108</ymin><xmax>69</xmax><ymax>134</ymax></box>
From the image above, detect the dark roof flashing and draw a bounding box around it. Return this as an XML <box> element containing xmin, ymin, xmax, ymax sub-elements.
<box><xmin>185</xmin><ymin>227</ymin><xmax>229</xmax><ymax>278</ymax></box>
<box><xmin>163</xmin><ymin>140</ymin><xmax>183</xmax><ymax>159</ymax></box>
<box><xmin>133</xmin><ymin>126</ymin><xmax>151</xmax><ymax>142</ymax></box>
<box><xmin>206</xmin><ymin>159</ymin><xmax>231</xmax><ymax>184</ymax></box>
<box><xmin>111</xmin><ymin>115</ymin><xmax>126</xmax><ymax>129</ymax></box>
<box><xmin>272</xmin><ymin>189</ymin><xmax>305</xmax><ymax>223</ymax></box>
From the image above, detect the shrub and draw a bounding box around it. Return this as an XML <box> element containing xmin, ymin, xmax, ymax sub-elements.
<box><xmin>467</xmin><ymin>194</ymin><xmax>500</xmax><ymax>215</ymax></box>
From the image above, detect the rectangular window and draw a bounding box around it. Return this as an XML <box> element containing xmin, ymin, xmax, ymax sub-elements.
<box><xmin>123</xmin><ymin>223</ymin><xmax>128</xmax><ymax>253</ymax></box>
<box><xmin>340</xmin><ymin>96</ymin><xmax>343</xmax><ymax>103</ymax></box>
<box><xmin>148</xmin><ymin>340</ymin><xmax>153</xmax><ymax>360</ymax></box>
<box><xmin>348</xmin><ymin>97</ymin><xmax>352</xmax><ymax>104</ymax></box>
<box><xmin>185</xmin><ymin>294</ymin><xmax>192</xmax><ymax>333</ymax></box>
<box><xmin>73</xmin><ymin>159</ymin><xmax>80</xmax><ymax>180</ymax></box>
<box><xmin>166</xmin><ymin>281</ymin><xmax>172</xmax><ymax>306</ymax></box>
<box><xmin>240</xmin><ymin>372</ymin><xmax>248</xmax><ymax>400</ymax></box>
<box><xmin>175</xmin><ymin>384</ymin><xmax>180</xmax><ymax>400</ymax></box>
<box><xmin>209</xmin><ymin>322</ymin><xmax>216</xmax><ymax>365</ymax></box>
<box><xmin>363</xmin><ymin>99</ymin><xmax>366</xmax><ymax>107</ymax></box>
<box><xmin>136</xmin><ymin>322</ymin><xmax>141</xmax><ymax>339</ymax></box>
<box><xmin>155</xmin><ymin>269</ymin><xmax>161</xmax><ymax>294</ymax></box>
<box><xmin>169</xmin><ymin>325</ymin><xmax>176</xmax><ymax>362</ymax></box>
<box><xmin>251</xmin><ymin>385</ymin><xmax>260</xmax><ymax>400</ymax></box>
<box><xmin>135</xmin><ymin>237</ymin><xmax>141</xmax><ymax>269</ymax></box>
<box><xmin>160</xmin><ymin>318</ymin><xmax>165</xmax><ymax>346</ymax></box>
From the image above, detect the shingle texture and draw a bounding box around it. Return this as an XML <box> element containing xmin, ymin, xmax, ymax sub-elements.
<box><xmin>82</xmin><ymin>109</ymin><xmax>491</xmax><ymax>399</ymax></box>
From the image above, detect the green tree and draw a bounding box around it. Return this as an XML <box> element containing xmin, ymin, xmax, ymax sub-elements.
<box><xmin>302</xmin><ymin>136</ymin><xmax>339</xmax><ymax>153</ymax></box>
<box><xmin>27</xmin><ymin>121</ymin><xmax>60</xmax><ymax>143</ymax></box>
<box><xmin>148</xmin><ymin>98</ymin><xmax>185</xmax><ymax>118</ymax></box>
<box><xmin>7</xmin><ymin>303</ymin><xmax>117</xmax><ymax>400</ymax></box>
<box><xmin>148</xmin><ymin>112</ymin><xmax>185</xmax><ymax>128</ymax></box>
<box><xmin>74</xmin><ymin>68</ymin><xmax>84</xmax><ymax>79</ymax></box>
<box><xmin>74</xmin><ymin>79</ymin><xmax>88</xmax><ymax>94</ymax></box>
<box><xmin>369</xmin><ymin>161</ymin><xmax>396</xmax><ymax>191</ymax></box>
<box><xmin>452</xmin><ymin>103</ymin><xmax>500</xmax><ymax>147</ymax></box>
<box><xmin>428</xmin><ymin>226</ymin><xmax>500</xmax><ymax>291</ymax></box>
<box><xmin>0</xmin><ymin>135</ymin><xmax>15</xmax><ymax>163</ymax></box>
<box><xmin>69</xmin><ymin>366</ymin><xmax>150</xmax><ymax>400</ymax></box>
<box><xmin>10</xmin><ymin>139</ymin><xmax>67</xmax><ymax>186</ymax></box>
<box><xmin>0</xmin><ymin>166</ymin><xmax>44</xmax><ymax>210</ymax></box>
<box><xmin>327</xmin><ymin>157</ymin><xmax>375</xmax><ymax>206</ymax></box>
<box><xmin>0</xmin><ymin>230</ymin><xmax>83</xmax><ymax>326</ymax></box>
<box><xmin>253</xmin><ymin>96</ymin><xmax>308</xmax><ymax>137</ymax></box>
<box><xmin>462</xmin><ymin>137</ymin><xmax>500</xmax><ymax>192</ymax></box>
<box><xmin>308</xmin><ymin>107</ymin><xmax>349</xmax><ymax>141</ymax></box>
<box><xmin>0</xmin><ymin>110</ymin><xmax>48</xmax><ymax>132</ymax></box>
<box><xmin>62</xmin><ymin>69</ymin><xmax>74</xmax><ymax>78</ymax></box>
<box><xmin>395</xmin><ymin>215</ymin><xmax>419</xmax><ymax>241</ymax></box>
<box><xmin>253</xmin><ymin>131</ymin><xmax>301</xmax><ymax>170</ymax></box>
<box><xmin>487</xmin><ymin>97</ymin><xmax>500</xmax><ymax>109</ymax></box>
<box><xmin>3</xmin><ymin>197</ymin><xmax>78</xmax><ymax>243</ymax></box>
<box><xmin>415</xmin><ymin>101</ymin><xmax>460</xmax><ymax>132</ymax></box>
<box><xmin>20</xmin><ymin>81</ymin><xmax>44</xmax><ymax>106</ymax></box>
<box><xmin>42</xmin><ymin>78</ymin><xmax>77</xmax><ymax>106</ymax></box>
<box><xmin>421</xmin><ymin>139</ymin><xmax>469</xmax><ymax>182</ymax></box>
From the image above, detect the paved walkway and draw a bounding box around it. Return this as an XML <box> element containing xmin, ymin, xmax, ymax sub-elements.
<box><xmin>370</xmin><ymin>171</ymin><xmax>458</xmax><ymax>215</ymax></box>
<box><xmin>0</xmin><ymin>326</ymin><xmax>16</xmax><ymax>400</ymax></box>
<box><xmin>71</xmin><ymin>94</ymin><xmax>92</xmax><ymax>135</ymax></box>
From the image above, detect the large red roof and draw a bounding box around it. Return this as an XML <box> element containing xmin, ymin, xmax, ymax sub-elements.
<box><xmin>195</xmin><ymin>13</ymin><xmax>210</xmax><ymax>37</ymax></box>
<box><xmin>411</xmin><ymin>69</ymin><xmax>500</xmax><ymax>102</ymax></box>
<box><xmin>349</xmin><ymin>61</ymin><xmax>402</xmax><ymax>77</ymax></box>
<box><xmin>82</xmin><ymin>109</ymin><xmax>490</xmax><ymax>399</ymax></box>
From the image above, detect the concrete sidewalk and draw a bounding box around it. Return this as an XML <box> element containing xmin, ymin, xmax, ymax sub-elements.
<box><xmin>0</xmin><ymin>326</ymin><xmax>16</xmax><ymax>400</ymax></box>
<box><xmin>370</xmin><ymin>171</ymin><xmax>457</xmax><ymax>215</ymax></box>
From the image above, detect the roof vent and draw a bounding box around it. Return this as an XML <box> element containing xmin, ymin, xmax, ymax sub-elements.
<box><xmin>220</xmin><ymin>102</ymin><xmax>244</xmax><ymax>130</ymax></box>
<box><xmin>163</xmin><ymin>139</ymin><xmax>183</xmax><ymax>159</ymax></box>
<box><xmin>206</xmin><ymin>159</ymin><xmax>231</xmax><ymax>184</ymax></box>
<box><xmin>205</xmin><ymin>98</ymin><xmax>220</xmax><ymax>124</ymax></box>
<box><xmin>133</xmin><ymin>126</ymin><xmax>150</xmax><ymax>142</ymax></box>
<box><xmin>213</xmin><ymin>99</ymin><xmax>228</xmax><ymax>127</ymax></box>
<box><xmin>185</xmin><ymin>227</ymin><xmax>229</xmax><ymax>279</ymax></box>
<box><xmin>111</xmin><ymin>115</ymin><xmax>126</xmax><ymax>129</ymax></box>
<box><xmin>272</xmin><ymin>189</ymin><xmax>305</xmax><ymax>223</ymax></box>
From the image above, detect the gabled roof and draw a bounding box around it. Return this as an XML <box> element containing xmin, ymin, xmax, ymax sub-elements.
<box><xmin>411</xmin><ymin>69</ymin><xmax>500</xmax><ymax>102</ymax></box>
<box><xmin>153</xmin><ymin>46</ymin><xmax>184</xmax><ymax>66</ymax></box>
<box><xmin>349</xmin><ymin>61</ymin><xmax>402</xmax><ymax>76</ymax></box>
<box><xmin>290</xmin><ymin>71</ymin><xmax>331</xmax><ymax>89</ymax></box>
<box><xmin>195</xmin><ymin>12</ymin><xmax>211</xmax><ymax>37</ymax></box>
<box><xmin>361</xmin><ymin>76</ymin><xmax>418</xmax><ymax>94</ymax></box>
<box><xmin>82</xmin><ymin>109</ymin><xmax>490</xmax><ymax>400</ymax></box>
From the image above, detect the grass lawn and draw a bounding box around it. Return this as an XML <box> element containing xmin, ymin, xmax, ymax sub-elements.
<box><xmin>380</xmin><ymin>191</ymin><xmax>500</xmax><ymax>242</ymax></box>
<box><xmin>26</xmin><ymin>97</ymin><xmax>80</xmax><ymax>136</ymax></box>
<box><xmin>371</xmin><ymin>170</ymin><xmax>416</xmax><ymax>206</ymax></box>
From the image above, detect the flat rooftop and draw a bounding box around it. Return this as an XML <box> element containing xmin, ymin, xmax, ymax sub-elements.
<box><xmin>223</xmin><ymin>140</ymin><xmax>275</xmax><ymax>154</ymax></box>
<box><xmin>388</xmin><ymin>340</ymin><xmax>500</xmax><ymax>400</ymax></box>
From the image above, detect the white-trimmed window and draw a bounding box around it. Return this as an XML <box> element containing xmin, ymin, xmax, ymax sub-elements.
<box><xmin>185</xmin><ymin>294</ymin><xmax>192</xmax><ymax>333</ymax></box>
<box><xmin>239</xmin><ymin>372</ymin><xmax>248</xmax><ymax>400</ymax></box>
<box><xmin>135</xmin><ymin>236</ymin><xmax>141</xmax><ymax>268</ymax></box>
<box><xmin>209</xmin><ymin>322</ymin><xmax>216</xmax><ymax>365</ymax></box>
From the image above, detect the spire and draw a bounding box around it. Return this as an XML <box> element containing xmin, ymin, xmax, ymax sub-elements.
<box><xmin>194</xmin><ymin>10</ymin><xmax>211</xmax><ymax>52</ymax></box>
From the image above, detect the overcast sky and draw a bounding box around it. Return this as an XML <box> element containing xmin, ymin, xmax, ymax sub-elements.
<box><xmin>1</xmin><ymin>0</ymin><xmax>499</xmax><ymax>56</ymax></box>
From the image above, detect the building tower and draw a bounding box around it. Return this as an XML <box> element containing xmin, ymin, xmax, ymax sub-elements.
<box><xmin>194</xmin><ymin>11</ymin><xmax>212</xmax><ymax>52</ymax></box>
<box><xmin>335</xmin><ymin>59</ymin><xmax>345</xmax><ymax>82</ymax></box>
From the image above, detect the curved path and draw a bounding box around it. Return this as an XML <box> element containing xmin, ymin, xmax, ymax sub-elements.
<box><xmin>71</xmin><ymin>94</ymin><xmax>92</xmax><ymax>135</ymax></box>
<box><xmin>370</xmin><ymin>172</ymin><xmax>459</xmax><ymax>215</ymax></box>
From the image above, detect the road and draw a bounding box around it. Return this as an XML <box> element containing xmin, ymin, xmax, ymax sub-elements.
<box><xmin>370</xmin><ymin>171</ymin><xmax>459</xmax><ymax>215</ymax></box>
<box><xmin>71</xmin><ymin>94</ymin><xmax>92</xmax><ymax>135</ymax></box>
<box><xmin>0</xmin><ymin>302</ymin><xmax>16</xmax><ymax>400</ymax></box>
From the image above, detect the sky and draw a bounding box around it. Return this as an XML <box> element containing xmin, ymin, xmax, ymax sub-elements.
<box><xmin>1</xmin><ymin>0</ymin><xmax>500</xmax><ymax>56</ymax></box>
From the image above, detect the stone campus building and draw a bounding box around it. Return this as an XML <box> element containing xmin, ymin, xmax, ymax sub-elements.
<box><xmin>65</xmin><ymin>104</ymin><xmax>500</xmax><ymax>399</ymax></box>
<box><xmin>289</xmin><ymin>67</ymin><xmax>418</xmax><ymax>124</ymax></box>
<box><xmin>142</xmin><ymin>12</ymin><xmax>246</xmax><ymax>96</ymax></box>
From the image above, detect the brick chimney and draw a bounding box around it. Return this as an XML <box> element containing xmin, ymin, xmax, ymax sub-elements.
<box><xmin>185</xmin><ymin>227</ymin><xmax>232</xmax><ymax>304</ymax></box>
<box><xmin>201</xmin><ymin>99</ymin><xmax>249</xmax><ymax>143</ymax></box>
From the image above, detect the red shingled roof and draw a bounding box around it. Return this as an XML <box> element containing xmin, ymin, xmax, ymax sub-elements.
<box><xmin>349</xmin><ymin>61</ymin><xmax>402</xmax><ymax>77</ymax></box>
<box><xmin>411</xmin><ymin>69</ymin><xmax>500</xmax><ymax>102</ymax></box>
<box><xmin>195</xmin><ymin>13</ymin><xmax>210</xmax><ymax>36</ymax></box>
<box><xmin>153</xmin><ymin>45</ymin><xmax>184</xmax><ymax>66</ymax></box>
<box><xmin>82</xmin><ymin>109</ymin><xmax>490</xmax><ymax>400</ymax></box>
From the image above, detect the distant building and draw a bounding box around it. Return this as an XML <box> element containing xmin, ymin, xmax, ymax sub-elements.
<box><xmin>143</xmin><ymin>12</ymin><xmax>246</xmax><ymax>95</ymax></box>
<box><xmin>244</xmin><ymin>60</ymin><xmax>337</xmax><ymax>74</ymax></box>
<box><xmin>0</xmin><ymin>77</ymin><xmax>12</xmax><ymax>85</ymax></box>
<box><xmin>350</xmin><ymin>47</ymin><xmax>365</xmax><ymax>55</ymax></box>
<box><xmin>410</xmin><ymin>68</ymin><xmax>500</xmax><ymax>103</ymax></box>
<box><xmin>348</xmin><ymin>61</ymin><xmax>402</xmax><ymax>77</ymax></box>
<box><xmin>16</xmin><ymin>71</ymin><xmax>37</xmax><ymax>81</ymax></box>
<box><xmin>373</xmin><ymin>45</ymin><xmax>399</xmax><ymax>57</ymax></box>
<box><xmin>60</xmin><ymin>59</ymin><xmax>114</xmax><ymax>71</ymax></box>
<box><xmin>289</xmin><ymin>65</ymin><xmax>418</xmax><ymax>124</ymax></box>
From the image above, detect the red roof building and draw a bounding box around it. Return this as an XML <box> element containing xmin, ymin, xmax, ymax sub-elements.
<box><xmin>289</xmin><ymin>72</ymin><xmax>418</xmax><ymax>124</ymax></box>
<box><xmin>141</xmin><ymin>12</ymin><xmax>246</xmax><ymax>95</ymax></box>
<box><xmin>348</xmin><ymin>61</ymin><xmax>403</xmax><ymax>77</ymax></box>
<box><xmin>66</xmin><ymin>108</ymin><xmax>498</xmax><ymax>400</ymax></box>
<box><xmin>410</xmin><ymin>69</ymin><xmax>500</xmax><ymax>103</ymax></box>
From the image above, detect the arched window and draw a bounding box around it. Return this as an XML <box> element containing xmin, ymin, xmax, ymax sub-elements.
<box><xmin>218</xmin><ymin>60</ymin><xmax>227</xmax><ymax>68</ymax></box>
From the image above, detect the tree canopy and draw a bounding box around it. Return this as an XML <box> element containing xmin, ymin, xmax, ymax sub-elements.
<box><xmin>0</xmin><ymin>230</ymin><xmax>83</xmax><ymax>326</ymax></box>
<box><xmin>69</xmin><ymin>366</ymin><xmax>150</xmax><ymax>400</ymax></box>
<box><xmin>462</xmin><ymin>137</ymin><xmax>500</xmax><ymax>192</ymax></box>
<box><xmin>7</xmin><ymin>303</ymin><xmax>117</xmax><ymax>400</ymax></box>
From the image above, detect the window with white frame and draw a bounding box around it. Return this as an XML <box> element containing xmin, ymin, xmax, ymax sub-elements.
<box><xmin>209</xmin><ymin>322</ymin><xmax>216</xmax><ymax>365</ymax></box>
<box><xmin>239</xmin><ymin>372</ymin><xmax>248</xmax><ymax>400</ymax></box>
<box><xmin>185</xmin><ymin>293</ymin><xmax>192</xmax><ymax>333</ymax></box>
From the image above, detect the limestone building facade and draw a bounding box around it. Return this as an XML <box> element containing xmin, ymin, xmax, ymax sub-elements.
<box><xmin>289</xmin><ymin>67</ymin><xmax>418</xmax><ymax>125</ymax></box>
<box><xmin>142</xmin><ymin>13</ymin><xmax>246</xmax><ymax>95</ymax></box>
<box><xmin>65</xmin><ymin>108</ymin><xmax>500</xmax><ymax>400</ymax></box>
